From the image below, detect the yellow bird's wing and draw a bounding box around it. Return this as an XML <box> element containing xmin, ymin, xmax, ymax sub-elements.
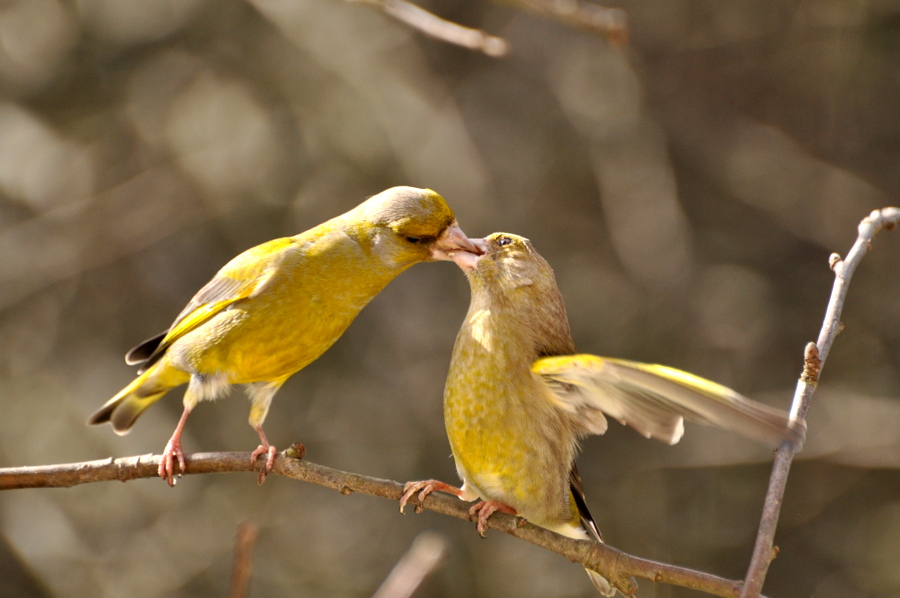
<box><xmin>533</xmin><ymin>354</ymin><xmax>805</xmax><ymax>449</ymax></box>
<box><xmin>127</xmin><ymin>237</ymin><xmax>297</xmax><ymax>372</ymax></box>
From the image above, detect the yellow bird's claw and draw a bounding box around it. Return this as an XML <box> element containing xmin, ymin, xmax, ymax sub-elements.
<box><xmin>250</xmin><ymin>444</ymin><xmax>277</xmax><ymax>485</ymax></box>
<box><xmin>158</xmin><ymin>437</ymin><xmax>186</xmax><ymax>487</ymax></box>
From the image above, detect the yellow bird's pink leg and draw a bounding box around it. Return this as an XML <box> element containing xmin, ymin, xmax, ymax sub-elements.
<box><xmin>399</xmin><ymin>479</ymin><xmax>463</xmax><ymax>514</ymax></box>
<box><xmin>250</xmin><ymin>425</ymin><xmax>277</xmax><ymax>484</ymax></box>
<box><xmin>159</xmin><ymin>406</ymin><xmax>192</xmax><ymax>486</ymax></box>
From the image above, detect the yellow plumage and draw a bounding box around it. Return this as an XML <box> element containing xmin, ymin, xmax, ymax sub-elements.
<box><xmin>403</xmin><ymin>232</ymin><xmax>805</xmax><ymax>596</ymax></box>
<box><xmin>89</xmin><ymin>186</ymin><xmax>478</xmax><ymax>485</ymax></box>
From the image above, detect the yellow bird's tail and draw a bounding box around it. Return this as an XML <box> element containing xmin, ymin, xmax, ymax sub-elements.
<box><xmin>88</xmin><ymin>361</ymin><xmax>189</xmax><ymax>435</ymax></box>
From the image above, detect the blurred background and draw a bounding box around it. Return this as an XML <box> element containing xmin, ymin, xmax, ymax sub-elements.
<box><xmin>0</xmin><ymin>0</ymin><xmax>898</xmax><ymax>596</ymax></box>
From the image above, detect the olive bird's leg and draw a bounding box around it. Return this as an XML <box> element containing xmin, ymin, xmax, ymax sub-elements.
<box><xmin>468</xmin><ymin>500</ymin><xmax>518</xmax><ymax>537</ymax></box>
<box><xmin>399</xmin><ymin>480</ymin><xmax>465</xmax><ymax>513</ymax></box>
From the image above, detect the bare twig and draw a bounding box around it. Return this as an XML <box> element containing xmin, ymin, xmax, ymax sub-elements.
<box><xmin>1</xmin><ymin>447</ymin><xmax>757</xmax><ymax>597</ymax></box>
<box><xmin>229</xmin><ymin>521</ymin><xmax>259</xmax><ymax>598</ymax></box>
<box><xmin>372</xmin><ymin>531</ymin><xmax>449</xmax><ymax>598</ymax></box>
<box><xmin>347</xmin><ymin>0</ymin><xmax>628</xmax><ymax>58</ymax></box>
<box><xmin>0</xmin><ymin>452</ymin><xmax>253</xmax><ymax>488</ymax></box>
<box><xmin>353</xmin><ymin>0</ymin><xmax>509</xmax><ymax>57</ymax></box>
<box><xmin>740</xmin><ymin>207</ymin><xmax>900</xmax><ymax>598</ymax></box>
<box><xmin>499</xmin><ymin>0</ymin><xmax>629</xmax><ymax>47</ymax></box>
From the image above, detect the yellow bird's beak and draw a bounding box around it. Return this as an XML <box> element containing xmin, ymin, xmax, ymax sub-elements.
<box><xmin>430</xmin><ymin>222</ymin><xmax>484</xmax><ymax>261</ymax></box>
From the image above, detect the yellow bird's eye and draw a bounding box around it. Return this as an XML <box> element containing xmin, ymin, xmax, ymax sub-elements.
<box><xmin>406</xmin><ymin>236</ymin><xmax>422</xmax><ymax>244</ymax></box>
<box><xmin>497</xmin><ymin>236</ymin><xmax>512</xmax><ymax>247</ymax></box>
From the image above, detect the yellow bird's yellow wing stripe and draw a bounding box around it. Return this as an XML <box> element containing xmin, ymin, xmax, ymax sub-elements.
<box><xmin>140</xmin><ymin>237</ymin><xmax>297</xmax><ymax>366</ymax></box>
<box><xmin>533</xmin><ymin>354</ymin><xmax>805</xmax><ymax>449</ymax></box>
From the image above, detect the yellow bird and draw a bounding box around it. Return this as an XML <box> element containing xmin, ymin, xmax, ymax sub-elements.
<box><xmin>401</xmin><ymin>232</ymin><xmax>805</xmax><ymax>596</ymax></box>
<box><xmin>89</xmin><ymin>186</ymin><xmax>479</xmax><ymax>485</ymax></box>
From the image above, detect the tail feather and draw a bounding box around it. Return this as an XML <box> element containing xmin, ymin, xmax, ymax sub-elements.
<box><xmin>125</xmin><ymin>330</ymin><xmax>168</xmax><ymax>372</ymax></box>
<box><xmin>586</xmin><ymin>570</ymin><xmax>617</xmax><ymax>597</ymax></box>
<box><xmin>570</xmin><ymin>464</ymin><xmax>625</xmax><ymax>596</ymax></box>
<box><xmin>88</xmin><ymin>363</ymin><xmax>186</xmax><ymax>434</ymax></box>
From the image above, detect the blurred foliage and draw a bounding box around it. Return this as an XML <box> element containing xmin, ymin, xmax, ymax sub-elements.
<box><xmin>0</xmin><ymin>0</ymin><xmax>898</xmax><ymax>597</ymax></box>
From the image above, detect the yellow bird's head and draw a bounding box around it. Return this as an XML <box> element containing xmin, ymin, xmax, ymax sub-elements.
<box><xmin>353</xmin><ymin>186</ymin><xmax>481</xmax><ymax>268</ymax></box>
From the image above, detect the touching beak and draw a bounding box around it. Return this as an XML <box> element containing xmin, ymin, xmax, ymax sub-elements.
<box><xmin>450</xmin><ymin>247</ymin><xmax>481</xmax><ymax>273</ymax></box>
<box><xmin>430</xmin><ymin>222</ymin><xmax>484</xmax><ymax>261</ymax></box>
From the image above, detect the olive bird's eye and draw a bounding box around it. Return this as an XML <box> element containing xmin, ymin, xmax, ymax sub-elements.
<box><xmin>497</xmin><ymin>236</ymin><xmax>512</xmax><ymax>246</ymax></box>
<box><xmin>406</xmin><ymin>237</ymin><xmax>422</xmax><ymax>244</ymax></box>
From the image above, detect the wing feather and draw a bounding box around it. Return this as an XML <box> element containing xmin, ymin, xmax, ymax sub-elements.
<box><xmin>534</xmin><ymin>354</ymin><xmax>805</xmax><ymax>449</ymax></box>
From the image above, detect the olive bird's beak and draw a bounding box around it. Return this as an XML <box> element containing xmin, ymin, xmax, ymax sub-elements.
<box><xmin>447</xmin><ymin>236</ymin><xmax>487</xmax><ymax>274</ymax></box>
<box><xmin>450</xmin><ymin>246</ymin><xmax>482</xmax><ymax>274</ymax></box>
<box><xmin>430</xmin><ymin>222</ymin><xmax>484</xmax><ymax>261</ymax></box>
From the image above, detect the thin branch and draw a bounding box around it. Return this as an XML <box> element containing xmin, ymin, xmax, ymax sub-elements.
<box><xmin>499</xmin><ymin>0</ymin><xmax>629</xmax><ymax>47</ymax></box>
<box><xmin>353</xmin><ymin>0</ymin><xmax>509</xmax><ymax>57</ymax></box>
<box><xmin>1</xmin><ymin>447</ymin><xmax>756</xmax><ymax>598</ymax></box>
<box><xmin>0</xmin><ymin>452</ymin><xmax>263</xmax><ymax>488</ymax></box>
<box><xmin>741</xmin><ymin>207</ymin><xmax>900</xmax><ymax>598</ymax></box>
<box><xmin>349</xmin><ymin>0</ymin><xmax>629</xmax><ymax>58</ymax></box>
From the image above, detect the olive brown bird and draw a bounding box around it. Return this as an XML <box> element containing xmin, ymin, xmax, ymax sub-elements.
<box><xmin>400</xmin><ymin>232</ymin><xmax>805</xmax><ymax>596</ymax></box>
<box><xmin>89</xmin><ymin>186</ymin><xmax>479</xmax><ymax>486</ymax></box>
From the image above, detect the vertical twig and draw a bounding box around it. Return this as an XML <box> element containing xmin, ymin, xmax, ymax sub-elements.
<box><xmin>740</xmin><ymin>207</ymin><xmax>900</xmax><ymax>597</ymax></box>
<box><xmin>229</xmin><ymin>521</ymin><xmax>260</xmax><ymax>598</ymax></box>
